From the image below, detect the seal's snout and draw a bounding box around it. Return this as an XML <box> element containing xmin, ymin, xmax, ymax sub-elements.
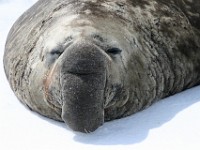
<box><xmin>62</xmin><ymin>42</ymin><xmax>106</xmax><ymax>75</ymax></box>
<box><xmin>61</xmin><ymin>42</ymin><xmax>106</xmax><ymax>133</ymax></box>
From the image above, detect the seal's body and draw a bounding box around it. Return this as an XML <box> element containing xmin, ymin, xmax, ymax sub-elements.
<box><xmin>3</xmin><ymin>0</ymin><xmax>200</xmax><ymax>132</ymax></box>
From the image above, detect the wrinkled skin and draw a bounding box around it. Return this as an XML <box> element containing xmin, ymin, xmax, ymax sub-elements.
<box><xmin>3</xmin><ymin>0</ymin><xmax>200</xmax><ymax>133</ymax></box>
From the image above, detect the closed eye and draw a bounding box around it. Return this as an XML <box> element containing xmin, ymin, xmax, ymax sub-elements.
<box><xmin>106</xmin><ymin>48</ymin><xmax>122</xmax><ymax>55</ymax></box>
<box><xmin>45</xmin><ymin>48</ymin><xmax>64</xmax><ymax>65</ymax></box>
<box><xmin>49</xmin><ymin>44</ymin><xmax>65</xmax><ymax>57</ymax></box>
<box><xmin>50</xmin><ymin>49</ymin><xmax>63</xmax><ymax>56</ymax></box>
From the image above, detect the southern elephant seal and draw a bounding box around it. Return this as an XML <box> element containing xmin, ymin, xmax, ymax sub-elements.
<box><xmin>3</xmin><ymin>0</ymin><xmax>200</xmax><ymax>133</ymax></box>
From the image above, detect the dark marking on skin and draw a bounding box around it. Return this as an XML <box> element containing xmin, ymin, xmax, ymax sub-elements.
<box><xmin>174</xmin><ymin>0</ymin><xmax>200</xmax><ymax>30</ymax></box>
<box><xmin>159</xmin><ymin>0</ymin><xmax>200</xmax><ymax>29</ymax></box>
<box><xmin>129</xmin><ymin>0</ymin><xmax>151</xmax><ymax>9</ymax></box>
<box><xmin>40</xmin><ymin>17</ymin><xmax>53</xmax><ymax>30</ymax></box>
<box><xmin>178</xmin><ymin>37</ymin><xmax>199</xmax><ymax>58</ymax></box>
<box><xmin>93</xmin><ymin>34</ymin><xmax>105</xmax><ymax>43</ymax></box>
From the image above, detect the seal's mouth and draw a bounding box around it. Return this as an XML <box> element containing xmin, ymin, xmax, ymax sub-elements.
<box><xmin>59</xmin><ymin>42</ymin><xmax>107</xmax><ymax>133</ymax></box>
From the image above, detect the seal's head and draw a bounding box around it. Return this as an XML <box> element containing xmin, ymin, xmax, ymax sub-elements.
<box><xmin>35</xmin><ymin>15</ymin><xmax>129</xmax><ymax>132</ymax></box>
<box><xmin>4</xmin><ymin>0</ymin><xmax>200</xmax><ymax>133</ymax></box>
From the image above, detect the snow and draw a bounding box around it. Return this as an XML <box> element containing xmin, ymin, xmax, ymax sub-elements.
<box><xmin>0</xmin><ymin>0</ymin><xmax>200</xmax><ymax>150</ymax></box>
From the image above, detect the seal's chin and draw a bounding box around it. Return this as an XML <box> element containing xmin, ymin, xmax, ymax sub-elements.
<box><xmin>59</xmin><ymin>42</ymin><xmax>107</xmax><ymax>133</ymax></box>
<box><xmin>62</xmin><ymin>101</ymin><xmax>104</xmax><ymax>133</ymax></box>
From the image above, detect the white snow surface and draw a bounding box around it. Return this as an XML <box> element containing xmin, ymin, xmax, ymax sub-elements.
<box><xmin>0</xmin><ymin>1</ymin><xmax>200</xmax><ymax>150</ymax></box>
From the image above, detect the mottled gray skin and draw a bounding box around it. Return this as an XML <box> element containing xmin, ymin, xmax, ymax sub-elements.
<box><xmin>3</xmin><ymin>0</ymin><xmax>200</xmax><ymax>133</ymax></box>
